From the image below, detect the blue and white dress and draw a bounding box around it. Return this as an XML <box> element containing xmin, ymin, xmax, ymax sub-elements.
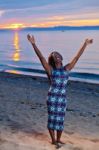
<box><xmin>47</xmin><ymin>66</ymin><xmax>69</xmax><ymax>131</ymax></box>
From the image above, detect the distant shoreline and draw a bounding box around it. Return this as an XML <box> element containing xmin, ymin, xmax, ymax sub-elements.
<box><xmin>0</xmin><ymin>25</ymin><xmax>99</xmax><ymax>31</ymax></box>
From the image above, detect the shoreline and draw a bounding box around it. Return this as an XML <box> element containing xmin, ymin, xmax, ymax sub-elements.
<box><xmin>1</xmin><ymin>70</ymin><xmax>99</xmax><ymax>85</ymax></box>
<box><xmin>0</xmin><ymin>71</ymin><xmax>99</xmax><ymax>150</ymax></box>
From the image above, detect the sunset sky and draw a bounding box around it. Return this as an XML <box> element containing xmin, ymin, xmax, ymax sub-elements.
<box><xmin>0</xmin><ymin>0</ymin><xmax>99</xmax><ymax>29</ymax></box>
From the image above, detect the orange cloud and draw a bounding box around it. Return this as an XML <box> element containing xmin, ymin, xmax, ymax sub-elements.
<box><xmin>31</xmin><ymin>21</ymin><xmax>62</xmax><ymax>27</ymax></box>
<box><xmin>0</xmin><ymin>19</ymin><xmax>99</xmax><ymax>29</ymax></box>
<box><xmin>30</xmin><ymin>19</ymin><xmax>99</xmax><ymax>27</ymax></box>
<box><xmin>63</xmin><ymin>19</ymin><xmax>99</xmax><ymax>26</ymax></box>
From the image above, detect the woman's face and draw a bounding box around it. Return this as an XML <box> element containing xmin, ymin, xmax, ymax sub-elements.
<box><xmin>51</xmin><ymin>52</ymin><xmax>63</xmax><ymax>64</ymax></box>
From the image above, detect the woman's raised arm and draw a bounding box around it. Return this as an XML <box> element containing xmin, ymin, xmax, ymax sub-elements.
<box><xmin>27</xmin><ymin>34</ymin><xmax>51</xmax><ymax>76</ymax></box>
<box><xmin>64</xmin><ymin>39</ymin><xmax>93</xmax><ymax>71</ymax></box>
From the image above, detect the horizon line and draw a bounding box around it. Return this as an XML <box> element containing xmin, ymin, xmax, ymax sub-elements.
<box><xmin>0</xmin><ymin>25</ymin><xmax>99</xmax><ymax>31</ymax></box>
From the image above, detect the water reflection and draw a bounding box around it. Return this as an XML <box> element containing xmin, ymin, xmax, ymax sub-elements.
<box><xmin>13</xmin><ymin>32</ymin><xmax>20</xmax><ymax>61</ymax></box>
<box><xmin>6</xmin><ymin>70</ymin><xmax>20</xmax><ymax>74</ymax></box>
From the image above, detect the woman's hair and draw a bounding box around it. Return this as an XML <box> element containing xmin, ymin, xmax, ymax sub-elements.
<box><xmin>48</xmin><ymin>51</ymin><xmax>63</xmax><ymax>69</ymax></box>
<box><xmin>48</xmin><ymin>52</ymin><xmax>56</xmax><ymax>69</ymax></box>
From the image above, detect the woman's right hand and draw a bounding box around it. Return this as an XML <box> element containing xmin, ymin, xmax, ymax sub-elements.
<box><xmin>27</xmin><ymin>34</ymin><xmax>35</xmax><ymax>44</ymax></box>
<box><xmin>85</xmin><ymin>39</ymin><xmax>93</xmax><ymax>46</ymax></box>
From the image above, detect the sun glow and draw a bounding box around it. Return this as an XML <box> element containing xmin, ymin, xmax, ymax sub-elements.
<box><xmin>0</xmin><ymin>23</ymin><xmax>26</xmax><ymax>30</ymax></box>
<box><xmin>8</xmin><ymin>23</ymin><xmax>25</xmax><ymax>30</ymax></box>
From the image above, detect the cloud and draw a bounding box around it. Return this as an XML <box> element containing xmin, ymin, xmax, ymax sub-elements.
<box><xmin>0</xmin><ymin>0</ymin><xmax>99</xmax><ymax>27</ymax></box>
<box><xmin>0</xmin><ymin>10</ymin><xmax>4</xmax><ymax>17</ymax></box>
<box><xmin>3</xmin><ymin>2</ymin><xmax>99</xmax><ymax>18</ymax></box>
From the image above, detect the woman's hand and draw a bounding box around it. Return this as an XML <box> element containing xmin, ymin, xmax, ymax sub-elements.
<box><xmin>27</xmin><ymin>34</ymin><xmax>51</xmax><ymax>76</ymax></box>
<box><xmin>85</xmin><ymin>39</ymin><xmax>93</xmax><ymax>46</ymax></box>
<box><xmin>64</xmin><ymin>38</ymin><xmax>93</xmax><ymax>71</ymax></box>
<box><xmin>27</xmin><ymin>34</ymin><xmax>35</xmax><ymax>44</ymax></box>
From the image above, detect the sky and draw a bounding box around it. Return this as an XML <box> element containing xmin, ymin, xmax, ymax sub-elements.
<box><xmin>0</xmin><ymin>0</ymin><xmax>99</xmax><ymax>29</ymax></box>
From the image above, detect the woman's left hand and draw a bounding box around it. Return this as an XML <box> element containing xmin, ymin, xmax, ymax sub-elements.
<box><xmin>85</xmin><ymin>39</ymin><xmax>93</xmax><ymax>45</ymax></box>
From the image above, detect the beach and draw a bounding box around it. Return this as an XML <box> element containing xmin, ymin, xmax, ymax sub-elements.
<box><xmin>0</xmin><ymin>71</ymin><xmax>99</xmax><ymax>150</ymax></box>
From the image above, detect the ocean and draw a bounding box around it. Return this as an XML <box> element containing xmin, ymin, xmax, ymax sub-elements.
<box><xmin>0</xmin><ymin>29</ymin><xmax>99</xmax><ymax>84</ymax></box>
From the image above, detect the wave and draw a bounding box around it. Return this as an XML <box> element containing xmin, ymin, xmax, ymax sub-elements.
<box><xmin>0</xmin><ymin>63</ymin><xmax>45</xmax><ymax>73</ymax></box>
<box><xmin>69</xmin><ymin>72</ymin><xmax>99</xmax><ymax>81</ymax></box>
<box><xmin>0</xmin><ymin>63</ymin><xmax>99</xmax><ymax>84</ymax></box>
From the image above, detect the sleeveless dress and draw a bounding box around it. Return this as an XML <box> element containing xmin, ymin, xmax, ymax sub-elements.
<box><xmin>47</xmin><ymin>66</ymin><xmax>69</xmax><ymax>131</ymax></box>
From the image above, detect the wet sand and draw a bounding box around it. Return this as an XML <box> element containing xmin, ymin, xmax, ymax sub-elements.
<box><xmin>0</xmin><ymin>72</ymin><xmax>99</xmax><ymax>150</ymax></box>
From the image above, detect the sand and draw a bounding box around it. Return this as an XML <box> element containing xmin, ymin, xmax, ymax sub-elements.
<box><xmin>0</xmin><ymin>71</ymin><xmax>99</xmax><ymax>150</ymax></box>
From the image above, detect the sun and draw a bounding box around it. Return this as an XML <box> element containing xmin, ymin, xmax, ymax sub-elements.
<box><xmin>8</xmin><ymin>23</ymin><xmax>25</xmax><ymax>30</ymax></box>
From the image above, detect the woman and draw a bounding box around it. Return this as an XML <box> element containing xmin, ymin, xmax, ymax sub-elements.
<box><xmin>27</xmin><ymin>34</ymin><xmax>93</xmax><ymax>147</ymax></box>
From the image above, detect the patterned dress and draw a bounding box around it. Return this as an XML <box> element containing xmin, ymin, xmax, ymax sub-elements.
<box><xmin>47</xmin><ymin>66</ymin><xmax>69</xmax><ymax>131</ymax></box>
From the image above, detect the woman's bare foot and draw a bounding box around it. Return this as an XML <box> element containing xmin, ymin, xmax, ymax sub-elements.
<box><xmin>51</xmin><ymin>141</ymin><xmax>62</xmax><ymax>149</ymax></box>
<box><xmin>51</xmin><ymin>141</ymin><xmax>57</xmax><ymax>145</ymax></box>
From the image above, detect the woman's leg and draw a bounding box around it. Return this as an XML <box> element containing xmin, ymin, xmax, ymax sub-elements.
<box><xmin>48</xmin><ymin>128</ymin><xmax>56</xmax><ymax>144</ymax></box>
<box><xmin>57</xmin><ymin>130</ymin><xmax>62</xmax><ymax>142</ymax></box>
<box><xmin>56</xmin><ymin>130</ymin><xmax>65</xmax><ymax>144</ymax></box>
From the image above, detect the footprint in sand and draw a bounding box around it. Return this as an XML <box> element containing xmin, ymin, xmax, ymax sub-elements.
<box><xmin>64</xmin><ymin>130</ymin><xmax>74</xmax><ymax>135</ymax></box>
<box><xmin>0</xmin><ymin>138</ymin><xmax>6</xmax><ymax>145</ymax></box>
<box><xmin>72</xmin><ymin>147</ymin><xmax>83</xmax><ymax>150</ymax></box>
<box><xmin>59</xmin><ymin>143</ymin><xmax>83</xmax><ymax>150</ymax></box>
<box><xmin>90</xmin><ymin>139</ymin><xmax>99</xmax><ymax>143</ymax></box>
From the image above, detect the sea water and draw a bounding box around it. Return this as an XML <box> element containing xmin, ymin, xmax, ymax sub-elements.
<box><xmin>0</xmin><ymin>29</ymin><xmax>99</xmax><ymax>84</ymax></box>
